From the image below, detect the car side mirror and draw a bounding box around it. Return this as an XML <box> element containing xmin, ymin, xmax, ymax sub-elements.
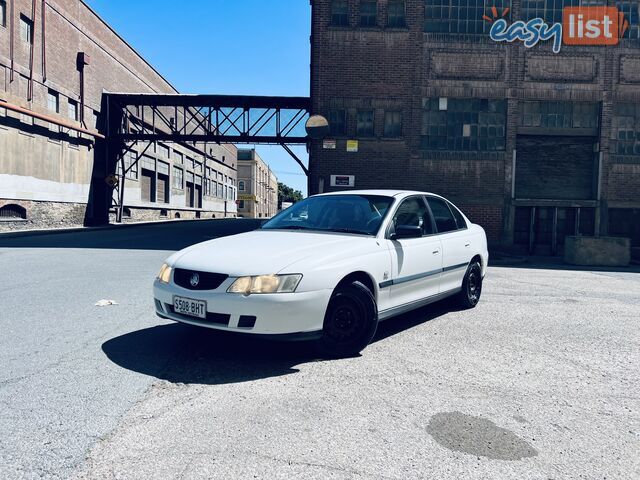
<box><xmin>391</xmin><ymin>225</ymin><xmax>422</xmax><ymax>240</ymax></box>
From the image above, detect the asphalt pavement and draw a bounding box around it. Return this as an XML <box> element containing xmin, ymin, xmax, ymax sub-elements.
<box><xmin>0</xmin><ymin>220</ymin><xmax>638</xmax><ymax>479</ymax></box>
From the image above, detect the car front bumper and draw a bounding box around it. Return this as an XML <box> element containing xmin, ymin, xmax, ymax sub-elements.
<box><xmin>153</xmin><ymin>280</ymin><xmax>332</xmax><ymax>336</ymax></box>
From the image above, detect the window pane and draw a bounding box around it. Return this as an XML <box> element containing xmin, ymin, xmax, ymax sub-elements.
<box><xmin>360</xmin><ymin>1</ymin><xmax>378</xmax><ymax>26</ymax></box>
<box><xmin>357</xmin><ymin>110</ymin><xmax>375</xmax><ymax>137</ymax></box>
<box><xmin>392</xmin><ymin>197</ymin><xmax>434</xmax><ymax>235</ymax></box>
<box><xmin>384</xmin><ymin>111</ymin><xmax>402</xmax><ymax>137</ymax></box>
<box><xmin>47</xmin><ymin>90</ymin><xmax>59</xmax><ymax>113</ymax></box>
<box><xmin>331</xmin><ymin>0</ymin><xmax>349</xmax><ymax>26</ymax></box>
<box><xmin>1</xmin><ymin>1</ymin><xmax>6</xmax><ymax>28</ymax></box>
<box><xmin>388</xmin><ymin>0</ymin><xmax>406</xmax><ymax>27</ymax></box>
<box><xmin>329</xmin><ymin>109</ymin><xmax>346</xmax><ymax>136</ymax></box>
<box><xmin>427</xmin><ymin>197</ymin><xmax>458</xmax><ymax>233</ymax></box>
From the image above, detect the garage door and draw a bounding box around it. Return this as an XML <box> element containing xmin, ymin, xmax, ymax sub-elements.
<box><xmin>141</xmin><ymin>169</ymin><xmax>154</xmax><ymax>203</ymax></box>
<box><xmin>157</xmin><ymin>174</ymin><xmax>169</xmax><ymax>204</ymax></box>
<box><xmin>515</xmin><ymin>135</ymin><xmax>597</xmax><ymax>200</ymax></box>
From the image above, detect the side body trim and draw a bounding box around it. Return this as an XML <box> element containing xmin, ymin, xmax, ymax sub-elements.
<box><xmin>378</xmin><ymin>287</ymin><xmax>462</xmax><ymax>321</ymax></box>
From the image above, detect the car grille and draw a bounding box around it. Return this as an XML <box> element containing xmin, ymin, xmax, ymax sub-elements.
<box><xmin>165</xmin><ymin>304</ymin><xmax>231</xmax><ymax>326</ymax></box>
<box><xmin>173</xmin><ymin>269</ymin><xmax>228</xmax><ymax>291</ymax></box>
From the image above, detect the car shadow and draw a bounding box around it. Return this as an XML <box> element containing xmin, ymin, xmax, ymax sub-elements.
<box><xmin>102</xmin><ymin>299</ymin><xmax>458</xmax><ymax>385</ymax></box>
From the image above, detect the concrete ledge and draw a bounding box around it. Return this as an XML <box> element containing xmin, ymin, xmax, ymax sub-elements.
<box><xmin>564</xmin><ymin>236</ymin><xmax>631</xmax><ymax>267</ymax></box>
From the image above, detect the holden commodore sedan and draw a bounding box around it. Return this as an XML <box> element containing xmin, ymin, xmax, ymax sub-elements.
<box><xmin>154</xmin><ymin>190</ymin><xmax>488</xmax><ymax>357</ymax></box>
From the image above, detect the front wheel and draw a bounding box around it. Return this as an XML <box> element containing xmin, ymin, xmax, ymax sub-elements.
<box><xmin>456</xmin><ymin>261</ymin><xmax>483</xmax><ymax>309</ymax></box>
<box><xmin>316</xmin><ymin>281</ymin><xmax>378</xmax><ymax>358</ymax></box>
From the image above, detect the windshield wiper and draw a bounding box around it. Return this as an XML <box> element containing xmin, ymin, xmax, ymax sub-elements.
<box><xmin>323</xmin><ymin>228</ymin><xmax>373</xmax><ymax>236</ymax></box>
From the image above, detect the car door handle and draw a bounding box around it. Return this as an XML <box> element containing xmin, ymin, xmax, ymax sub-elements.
<box><xmin>432</xmin><ymin>250</ymin><xmax>440</xmax><ymax>255</ymax></box>
<box><xmin>465</xmin><ymin>243</ymin><xmax>470</xmax><ymax>248</ymax></box>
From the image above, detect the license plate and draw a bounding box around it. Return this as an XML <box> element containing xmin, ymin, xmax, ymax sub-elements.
<box><xmin>173</xmin><ymin>296</ymin><xmax>207</xmax><ymax>319</ymax></box>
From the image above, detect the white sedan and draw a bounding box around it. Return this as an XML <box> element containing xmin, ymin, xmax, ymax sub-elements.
<box><xmin>154</xmin><ymin>190</ymin><xmax>488</xmax><ymax>357</ymax></box>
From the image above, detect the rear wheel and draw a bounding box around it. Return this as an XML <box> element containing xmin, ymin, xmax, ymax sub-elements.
<box><xmin>457</xmin><ymin>261</ymin><xmax>483</xmax><ymax>309</ymax></box>
<box><xmin>316</xmin><ymin>281</ymin><xmax>378</xmax><ymax>358</ymax></box>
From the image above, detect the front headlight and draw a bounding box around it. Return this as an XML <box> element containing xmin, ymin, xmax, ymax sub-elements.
<box><xmin>157</xmin><ymin>263</ymin><xmax>172</xmax><ymax>284</ymax></box>
<box><xmin>227</xmin><ymin>274</ymin><xmax>302</xmax><ymax>295</ymax></box>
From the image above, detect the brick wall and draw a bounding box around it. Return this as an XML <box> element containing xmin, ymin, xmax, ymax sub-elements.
<box><xmin>310</xmin><ymin>0</ymin><xmax>640</xmax><ymax>247</ymax></box>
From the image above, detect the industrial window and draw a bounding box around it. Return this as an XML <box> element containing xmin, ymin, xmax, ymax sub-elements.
<box><xmin>613</xmin><ymin>103</ymin><xmax>640</xmax><ymax>156</ymax></box>
<box><xmin>20</xmin><ymin>15</ymin><xmax>33</xmax><ymax>43</ymax></box>
<box><xmin>384</xmin><ymin>111</ymin><xmax>402</xmax><ymax>138</ymax></box>
<box><xmin>387</xmin><ymin>0</ymin><xmax>406</xmax><ymax>27</ymax></box>
<box><xmin>1</xmin><ymin>1</ymin><xmax>6</xmax><ymax>28</ymax></box>
<box><xmin>616</xmin><ymin>1</ymin><xmax>640</xmax><ymax>39</ymax></box>
<box><xmin>356</xmin><ymin>110</ymin><xmax>375</xmax><ymax>137</ymax></box>
<box><xmin>360</xmin><ymin>1</ymin><xmax>378</xmax><ymax>27</ymax></box>
<box><xmin>186</xmin><ymin>156</ymin><xmax>195</xmax><ymax>170</ymax></box>
<box><xmin>521</xmin><ymin>101</ymin><xmax>599</xmax><ymax>129</ymax></box>
<box><xmin>68</xmin><ymin>100</ymin><xmax>78</xmax><ymax>121</ymax></box>
<box><xmin>522</xmin><ymin>0</ymin><xmax>604</xmax><ymax>24</ymax></box>
<box><xmin>422</xmin><ymin>98</ymin><xmax>507</xmax><ymax>151</ymax></box>
<box><xmin>328</xmin><ymin>109</ymin><xmax>346</xmax><ymax>136</ymax></box>
<box><xmin>217</xmin><ymin>182</ymin><xmax>223</xmax><ymax>198</ymax></box>
<box><xmin>47</xmin><ymin>90</ymin><xmax>59</xmax><ymax>113</ymax></box>
<box><xmin>174</xmin><ymin>151</ymin><xmax>183</xmax><ymax>164</ymax></box>
<box><xmin>157</xmin><ymin>143</ymin><xmax>170</xmax><ymax>158</ymax></box>
<box><xmin>425</xmin><ymin>0</ymin><xmax>511</xmax><ymax>34</ymax></box>
<box><xmin>124</xmin><ymin>152</ymin><xmax>138</xmax><ymax>180</ymax></box>
<box><xmin>331</xmin><ymin>0</ymin><xmax>349</xmax><ymax>26</ymax></box>
<box><xmin>173</xmin><ymin>166</ymin><xmax>184</xmax><ymax>189</ymax></box>
<box><xmin>239</xmin><ymin>180</ymin><xmax>246</xmax><ymax>191</ymax></box>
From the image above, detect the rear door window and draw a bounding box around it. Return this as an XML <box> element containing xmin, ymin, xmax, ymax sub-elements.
<box><xmin>426</xmin><ymin>197</ymin><xmax>458</xmax><ymax>234</ymax></box>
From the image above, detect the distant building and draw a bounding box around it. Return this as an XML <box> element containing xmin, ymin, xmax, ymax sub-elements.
<box><xmin>0</xmin><ymin>0</ymin><xmax>237</xmax><ymax>231</ymax></box>
<box><xmin>237</xmin><ymin>149</ymin><xmax>278</xmax><ymax>218</ymax></box>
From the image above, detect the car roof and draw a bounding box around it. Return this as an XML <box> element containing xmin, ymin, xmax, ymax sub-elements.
<box><xmin>315</xmin><ymin>189</ymin><xmax>440</xmax><ymax>199</ymax></box>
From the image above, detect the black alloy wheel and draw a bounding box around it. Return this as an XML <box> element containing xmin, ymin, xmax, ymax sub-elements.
<box><xmin>457</xmin><ymin>261</ymin><xmax>483</xmax><ymax>309</ymax></box>
<box><xmin>317</xmin><ymin>281</ymin><xmax>378</xmax><ymax>358</ymax></box>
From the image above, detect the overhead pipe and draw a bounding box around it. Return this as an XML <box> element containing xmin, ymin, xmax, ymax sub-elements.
<box><xmin>0</xmin><ymin>99</ymin><xmax>105</xmax><ymax>139</ymax></box>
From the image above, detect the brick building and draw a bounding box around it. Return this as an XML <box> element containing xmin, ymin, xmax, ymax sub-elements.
<box><xmin>237</xmin><ymin>148</ymin><xmax>278</xmax><ymax>218</ymax></box>
<box><xmin>0</xmin><ymin>0</ymin><xmax>237</xmax><ymax>232</ymax></box>
<box><xmin>309</xmin><ymin>0</ymin><xmax>640</xmax><ymax>255</ymax></box>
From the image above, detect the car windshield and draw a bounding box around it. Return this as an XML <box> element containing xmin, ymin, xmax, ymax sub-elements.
<box><xmin>262</xmin><ymin>194</ymin><xmax>395</xmax><ymax>236</ymax></box>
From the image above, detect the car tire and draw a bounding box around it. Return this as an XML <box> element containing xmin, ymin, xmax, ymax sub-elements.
<box><xmin>316</xmin><ymin>281</ymin><xmax>378</xmax><ymax>358</ymax></box>
<box><xmin>457</xmin><ymin>261</ymin><xmax>483</xmax><ymax>309</ymax></box>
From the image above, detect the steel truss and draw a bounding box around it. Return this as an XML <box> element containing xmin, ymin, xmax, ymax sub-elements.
<box><xmin>104</xmin><ymin>94</ymin><xmax>311</xmax><ymax>223</ymax></box>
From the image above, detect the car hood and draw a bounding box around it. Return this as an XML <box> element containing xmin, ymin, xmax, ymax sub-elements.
<box><xmin>168</xmin><ymin>229</ymin><xmax>380</xmax><ymax>276</ymax></box>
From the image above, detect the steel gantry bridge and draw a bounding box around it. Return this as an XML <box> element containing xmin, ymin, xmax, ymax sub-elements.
<box><xmin>100</xmin><ymin>93</ymin><xmax>317</xmax><ymax>223</ymax></box>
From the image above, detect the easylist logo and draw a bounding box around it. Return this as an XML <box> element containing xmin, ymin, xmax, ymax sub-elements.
<box><xmin>486</xmin><ymin>6</ymin><xmax>629</xmax><ymax>53</ymax></box>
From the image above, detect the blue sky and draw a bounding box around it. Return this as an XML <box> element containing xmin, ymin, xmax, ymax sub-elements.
<box><xmin>85</xmin><ymin>0</ymin><xmax>311</xmax><ymax>194</ymax></box>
